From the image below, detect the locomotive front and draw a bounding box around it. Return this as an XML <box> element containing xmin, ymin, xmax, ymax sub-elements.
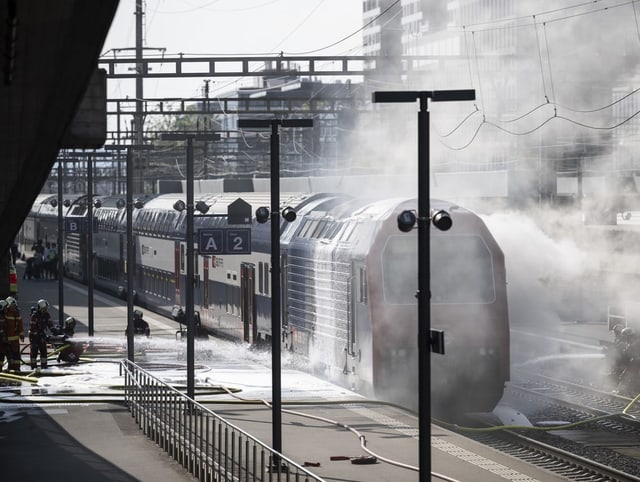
<box><xmin>366</xmin><ymin>200</ymin><xmax>510</xmax><ymax>417</ymax></box>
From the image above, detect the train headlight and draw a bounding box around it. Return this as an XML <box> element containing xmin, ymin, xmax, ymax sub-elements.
<box><xmin>431</xmin><ymin>209</ymin><xmax>452</xmax><ymax>231</ymax></box>
<box><xmin>116</xmin><ymin>198</ymin><xmax>125</xmax><ymax>209</ymax></box>
<box><xmin>256</xmin><ymin>206</ymin><xmax>270</xmax><ymax>223</ymax></box>
<box><xmin>134</xmin><ymin>199</ymin><xmax>145</xmax><ymax>209</ymax></box>
<box><xmin>397</xmin><ymin>210</ymin><xmax>416</xmax><ymax>232</ymax></box>
<box><xmin>173</xmin><ymin>200</ymin><xmax>186</xmax><ymax>212</ymax></box>
<box><xmin>282</xmin><ymin>206</ymin><xmax>296</xmax><ymax>222</ymax></box>
<box><xmin>63</xmin><ymin>199</ymin><xmax>71</xmax><ymax>207</ymax></box>
<box><xmin>50</xmin><ymin>199</ymin><xmax>57</xmax><ymax>208</ymax></box>
<box><xmin>195</xmin><ymin>201</ymin><xmax>209</xmax><ymax>214</ymax></box>
<box><xmin>93</xmin><ymin>199</ymin><xmax>102</xmax><ymax>209</ymax></box>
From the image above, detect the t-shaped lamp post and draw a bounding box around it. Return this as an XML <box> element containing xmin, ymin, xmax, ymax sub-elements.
<box><xmin>372</xmin><ymin>89</ymin><xmax>475</xmax><ymax>481</ymax></box>
<box><xmin>237</xmin><ymin>117</ymin><xmax>313</xmax><ymax>463</ymax></box>
<box><xmin>161</xmin><ymin>132</ymin><xmax>221</xmax><ymax>399</ymax></box>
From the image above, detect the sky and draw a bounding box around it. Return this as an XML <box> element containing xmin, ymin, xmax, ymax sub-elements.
<box><xmin>100</xmin><ymin>0</ymin><xmax>363</xmax><ymax>98</ymax></box>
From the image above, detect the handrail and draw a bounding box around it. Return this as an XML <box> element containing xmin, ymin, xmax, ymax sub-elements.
<box><xmin>120</xmin><ymin>359</ymin><xmax>325</xmax><ymax>482</ymax></box>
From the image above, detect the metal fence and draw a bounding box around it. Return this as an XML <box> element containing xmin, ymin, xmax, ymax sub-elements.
<box><xmin>120</xmin><ymin>360</ymin><xmax>325</xmax><ymax>482</ymax></box>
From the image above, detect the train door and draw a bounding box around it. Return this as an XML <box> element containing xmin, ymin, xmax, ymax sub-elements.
<box><xmin>240</xmin><ymin>262</ymin><xmax>256</xmax><ymax>344</ymax></box>
<box><xmin>202</xmin><ymin>257</ymin><xmax>210</xmax><ymax>323</ymax></box>
<box><xmin>174</xmin><ymin>241</ymin><xmax>182</xmax><ymax>306</ymax></box>
<box><xmin>119</xmin><ymin>233</ymin><xmax>125</xmax><ymax>280</ymax></box>
<box><xmin>349</xmin><ymin>262</ymin><xmax>368</xmax><ymax>360</ymax></box>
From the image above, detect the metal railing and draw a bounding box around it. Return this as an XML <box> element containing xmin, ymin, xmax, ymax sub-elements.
<box><xmin>120</xmin><ymin>360</ymin><xmax>325</xmax><ymax>482</ymax></box>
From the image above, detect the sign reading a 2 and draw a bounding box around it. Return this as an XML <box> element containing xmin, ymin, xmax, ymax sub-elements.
<box><xmin>198</xmin><ymin>228</ymin><xmax>251</xmax><ymax>255</ymax></box>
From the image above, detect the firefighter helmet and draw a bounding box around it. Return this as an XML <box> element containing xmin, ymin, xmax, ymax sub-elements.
<box><xmin>37</xmin><ymin>299</ymin><xmax>49</xmax><ymax>311</ymax></box>
<box><xmin>64</xmin><ymin>317</ymin><xmax>77</xmax><ymax>334</ymax></box>
<box><xmin>621</xmin><ymin>327</ymin><xmax>634</xmax><ymax>339</ymax></box>
<box><xmin>613</xmin><ymin>324</ymin><xmax>624</xmax><ymax>336</ymax></box>
<box><xmin>5</xmin><ymin>296</ymin><xmax>17</xmax><ymax>308</ymax></box>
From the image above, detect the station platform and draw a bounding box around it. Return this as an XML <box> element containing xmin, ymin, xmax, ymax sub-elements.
<box><xmin>1</xmin><ymin>261</ymin><xmax>568</xmax><ymax>481</ymax></box>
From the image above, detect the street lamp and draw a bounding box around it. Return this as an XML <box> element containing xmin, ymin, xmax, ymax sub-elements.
<box><xmin>237</xmin><ymin>117</ymin><xmax>313</xmax><ymax>461</ymax></box>
<box><xmin>105</xmin><ymin>143</ymin><xmax>153</xmax><ymax>361</ymax></box>
<box><xmin>372</xmin><ymin>89</ymin><xmax>475</xmax><ymax>481</ymax></box>
<box><xmin>160</xmin><ymin>132</ymin><xmax>220</xmax><ymax>400</ymax></box>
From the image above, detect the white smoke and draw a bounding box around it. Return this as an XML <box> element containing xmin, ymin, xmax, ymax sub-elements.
<box><xmin>482</xmin><ymin>210</ymin><xmax>587</xmax><ymax>327</ymax></box>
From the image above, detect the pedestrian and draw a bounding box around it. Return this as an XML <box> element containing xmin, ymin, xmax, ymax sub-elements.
<box><xmin>23</xmin><ymin>256</ymin><xmax>34</xmax><ymax>280</ymax></box>
<box><xmin>29</xmin><ymin>299</ymin><xmax>53</xmax><ymax>370</ymax></box>
<box><xmin>4</xmin><ymin>297</ymin><xmax>24</xmax><ymax>372</ymax></box>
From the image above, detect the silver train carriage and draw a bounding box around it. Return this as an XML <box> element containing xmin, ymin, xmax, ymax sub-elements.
<box><xmin>20</xmin><ymin>192</ymin><xmax>509</xmax><ymax>416</ymax></box>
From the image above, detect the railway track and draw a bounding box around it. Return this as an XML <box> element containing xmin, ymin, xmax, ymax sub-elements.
<box><xmin>446</xmin><ymin>368</ymin><xmax>640</xmax><ymax>481</ymax></box>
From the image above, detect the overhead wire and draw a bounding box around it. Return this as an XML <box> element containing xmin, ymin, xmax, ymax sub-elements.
<box><xmin>153</xmin><ymin>0</ymin><xmax>280</xmax><ymax>14</ymax></box>
<box><xmin>268</xmin><ymin>0</ymin><xmax>325</xmax><ymax>53</ymax></box>
<box><xmin>533</xmin><ymin>16</ymin><xmax>550</xmax><ymax>104</ymax></box>
<box><xmin>283</xmin><ymin>0</ymin><xmax>401</xmax><ymax>55</ymax></box>
<box><xmin>633</xmin><ymin>0</ymin><xmax>640</xmax><ymax>43</ymax></box>
<box><xmin>543</xmin><ymin>22</ymin><xmax>557</xmax><ymax>107</ymax></box>
<box><xmin>457</xmin><ymin>0</ymin><xmax>631</xmax><ymax>32</ymax></box>
<box><xmin>437</xmin><ymin>0</ymin><xmax>640</xmax><ymax>150</ymax></box>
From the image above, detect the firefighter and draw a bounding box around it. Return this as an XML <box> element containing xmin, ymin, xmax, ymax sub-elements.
<box><xmin>29</xmin><ymin>299</ymin><xmax>53</xmax><ymax>369</ymax></box>
<box><xmin>0</xmin><ymin>300</ymin><xmax>8</xmax><ymax>370</ymax></box>
<box><xmin>609</xmin><ymin>324</ymin><xmax>626</xmax><ymax>379</ymax></box>
<box><xmin>4</xmin><ymin>296</ymin><xmax>24</xmax><ymax>372</ymax></box>
<box><xmin>128</xmin><ymin>309</ymin><xmax>150</xmax><ymax>337</ymax></box>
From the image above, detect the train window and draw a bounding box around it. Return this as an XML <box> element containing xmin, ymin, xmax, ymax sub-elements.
<box><xmin>382</xmin><ymin>235</ymin><xmax>495</xmax><ymax>304</ymax></box>
<box><xmin>312</xmin><ymin>221</ymin><xmax>327</xmax><ymax>238</ymax></box>
<box><xmin>340</xmin><ymin>223</ymin><xmax>357</xmax><ymax>242</ymax></box>
<box><xmin>301</xmin><ymin>220</ymin><xmax>318</xmax><ymax>238</ymax></box>
<box><xmin>359</xmin><ymin>267</ymin><xmax>368</xmax><ymax>303</ymax></box>
<box><xmin>141</xmin><ymin>212</ymin><xmax>149</xmax><ymax>232</ymax></box>
<box><xmin>325</xmin><ymin>223</ymin><xmax>341</xmax><ymax>239</ymax></box>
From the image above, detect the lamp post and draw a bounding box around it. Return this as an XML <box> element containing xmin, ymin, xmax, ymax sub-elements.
<box><xmin>125</xmin><ymin>147</ymin><xmax>135</xmax><ymax>361</ymax></box>
<box><xmin>161</xmin><ymin>132</ymin><xmax>220</xmax><ymax>399</ymax></box>
<box><xmin>237</xmin><ymin>117</ymin><xmax>313</xmax><ymax>458</ymax></box>
<box><xmin>372</xmin><ymin>89</ymin><xmax>475</xmax><ymax>481</ymax></box>
<box><xmin>87</xmin><ymin>153</ymin><xmax>95</xmax><ymax>336</ymax></box>
<box><xmin>103</xmin><ymin>145</ymin><xmax>151</xmax><ymax>361</ymax></box>
<box><xmin>56</xmin><ymin>158</ymin><xmax>65</xmax><ymax>329</ymax></box>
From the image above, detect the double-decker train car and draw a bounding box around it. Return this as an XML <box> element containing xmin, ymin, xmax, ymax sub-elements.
<box><xmin>20</xmin><ymin>192</ymin><xmax>509</xmax><ymax>416</ymax></box>
<box><xmin>20</xmin><ymin>193</ymin><xmax>64</xmax><ymax>253</ymax></box>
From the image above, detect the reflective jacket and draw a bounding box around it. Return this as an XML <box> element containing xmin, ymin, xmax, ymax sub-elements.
<box><xmin>30</xmin><ymin>310</ymin><xmax>52</xmax><ymax>338</ymax></box>
<box><xmin>0</xmin><ymin>311</ymin><xmax>6</xmax><ymax>339</ymax></box>
<box><xmin>5</xmin><ymin>307</ymin><xmax>24</xmax><ymax>341</ymax></box>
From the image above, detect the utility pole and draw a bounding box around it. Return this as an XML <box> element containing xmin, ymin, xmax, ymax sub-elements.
<box><xmin>134</xmin><ymin>0</ymin><xmax>145</xmax><ymax>193</ymax></box>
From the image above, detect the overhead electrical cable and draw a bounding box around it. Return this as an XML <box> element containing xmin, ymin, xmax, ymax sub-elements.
<box><xmin>533</xmin><ymin>16</ymin><xmax>550</xmax><ymax>104</ymax></box>
<box><xmin>283</xmin><ymin>0</ymin><xmax>401</xmax><ymax>55</ymax></box>
<box><xmin>543</xmin><ymin>22</ymin><xmax>557</xmax><ymax>106</ymax></box>
<box><xmin>154</xmin><ymin>0</ymin><xmax>281</xmax><ymax>14</ymax></box>
<box><xmin>460</xmin><ymin>0</ymin><xmax>627</xmax><ymax>30</ymax></box>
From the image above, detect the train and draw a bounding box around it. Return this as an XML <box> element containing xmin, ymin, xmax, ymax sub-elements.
<box><xmin>19</xmin><ymin>191</ymin><xmax>509</xmax><ymax>416</ymax></box>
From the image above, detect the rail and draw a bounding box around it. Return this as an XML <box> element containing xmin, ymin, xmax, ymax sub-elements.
<box><xmin>120</xmin><ymin>359</ymin><xmax>325</xmax><ymax>482</ymax></box>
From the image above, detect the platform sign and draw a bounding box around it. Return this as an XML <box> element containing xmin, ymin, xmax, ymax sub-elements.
<box><xmin>225</xmin><ymin>229</ymin><xmax>251</xmax><ymax>254</ymax></box>
<box><xmin>198</xmin><ymin>228</ymin><xmax>251</xmax><ymax>255</ymax></box>
<box><xmin>65</xmin><ymin>218</ymin><xmax>96</xmax><ymax>233</ymax></box>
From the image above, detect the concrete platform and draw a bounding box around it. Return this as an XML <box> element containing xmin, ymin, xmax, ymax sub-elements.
<box><xmin>1</xmin><ymin>261</ymin><xmax>570</xmax><ymax>481</ymax></box>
